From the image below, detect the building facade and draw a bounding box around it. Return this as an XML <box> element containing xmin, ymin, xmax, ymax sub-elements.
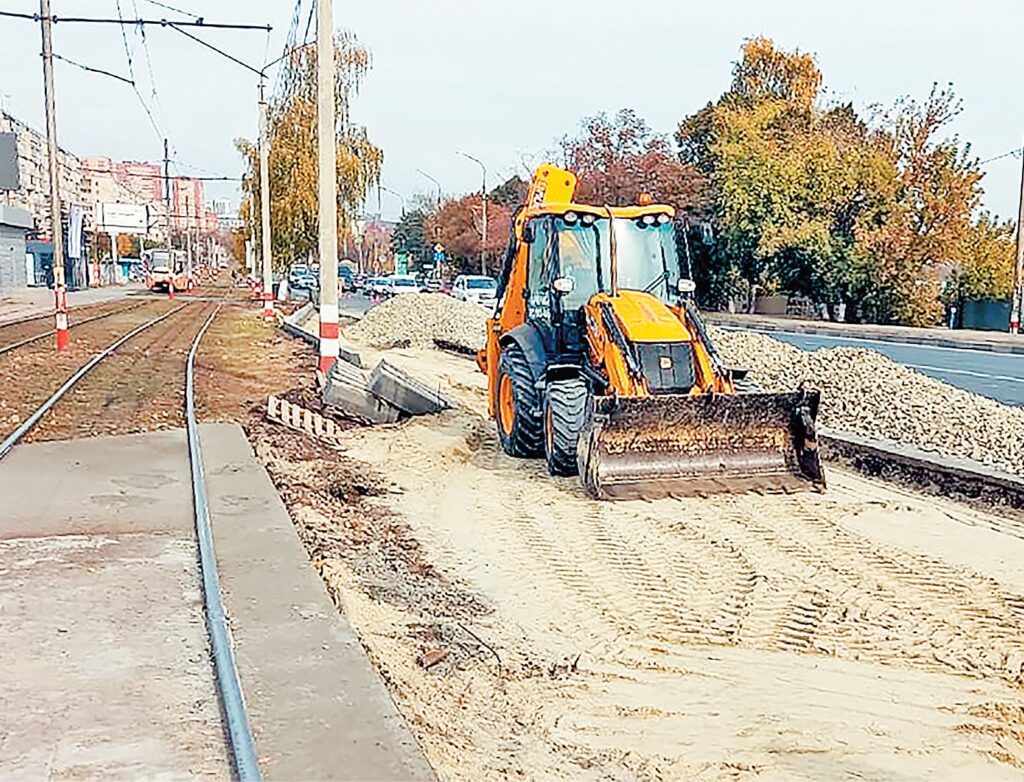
<box><xmin>0</xmin><ymin>111</ymin><xmax>84</xmax><ymax>239</ymax></box>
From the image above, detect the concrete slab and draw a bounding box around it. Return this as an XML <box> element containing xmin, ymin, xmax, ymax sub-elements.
<box><xmin>0</xmin><ymin>430</ymin><xmax>230</xmax><ymax>779</ymax></box>
<box><xmin>200</xmin><ymin>422</ymin><xmax>434</xmax><ymax>781</ymax></box>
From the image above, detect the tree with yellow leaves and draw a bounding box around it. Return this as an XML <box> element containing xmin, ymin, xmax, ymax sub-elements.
<box><xmin>236</xmin><ymin>31</ymin><xmax>382</xmax><ymax>270</ymax></box>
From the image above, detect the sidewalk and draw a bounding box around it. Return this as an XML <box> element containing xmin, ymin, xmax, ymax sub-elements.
<box><xmin>0</xmin><ymin>425</ymin><xmax>434</xmax><ymax>780</ymax></box>
<box><xmin>705</xmin><ymin>311</ymin><xmax>1024</xmax><ymax>354</ymax></box>
<box><xmin>0</xmin><ymin>284</ymin><xmax>144</xmax><ymax>326</ymax></box>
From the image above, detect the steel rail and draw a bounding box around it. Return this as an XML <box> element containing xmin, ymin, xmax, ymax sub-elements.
<box><xmin>183</xmin><ymin>304</ymin><xmax>262</xmax><ymax>781</ymax></box>
<box><xmin>0</xmin><ymin>301</ymin><xmax>151</xmax><ymax>356</ymax></box>
<box><xmin>0</xmin><ymin>303</ymin><xmax>188</xmax><ymax>460</ymax></box>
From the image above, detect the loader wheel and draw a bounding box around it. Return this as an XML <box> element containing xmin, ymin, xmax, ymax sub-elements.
<box><xmin>496</xmin><ymin>344</ymin><xmax>543</xmax><ymax>458</ymax></box>
<box><xmin>543</xmin><ymin>377</ymin><xmax>588</xmax><ymax>476</ymax></box>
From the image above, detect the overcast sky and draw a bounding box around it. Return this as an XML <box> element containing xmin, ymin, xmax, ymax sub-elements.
<box><xmin>2</xmin><ymin>0</ymin><xmax>1022</xmax><ymax>222</ymax></box>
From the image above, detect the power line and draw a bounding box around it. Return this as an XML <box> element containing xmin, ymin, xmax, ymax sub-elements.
<box><xmin>115</xmin><ymin>0</ymin><xmax>163</xmax><ymax>143</ymax></box>
<box><xmin>52</xmin><ymin>53</ymin><xmax>134</xmax><ymax>86</ymax></box>
<box><xmin>980</xmin><ymin>147</ymin><xmax>1023</xmax><ymax>166</ymax></box>
<box><xmin>167</xmin><ymin>23</ymin><xmax>263</xmax><ymax>77</ymax></box>
<box><xmin>140</xmin><ymin>0</ymin><xmax>200</xmax><ymax>19</ymax></box>
<box><xmin>0</xmin><ymin>10</ymin><xmax>271</xmax><ymax>30</ymax></box>
<box><xmin>129</xmin><ymin>0</ymin><xmax>168</xmax><ymax>137</ymax></box>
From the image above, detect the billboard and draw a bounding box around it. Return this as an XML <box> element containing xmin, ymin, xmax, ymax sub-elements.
<box><xmin>0</xmin><ymin>133</ymin><xmax>18</xmax><ymax>191</ymax></box>
<box><xmin>98</xmin><ymin>202</ymin><xmax>148</xmax><ymax>235</ymax></box>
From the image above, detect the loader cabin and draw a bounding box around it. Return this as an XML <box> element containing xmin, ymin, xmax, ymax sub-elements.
<box><xmin>488</xmin><ymin>196</ymin><xmax>719</xmax><ymax>401</ymax></box>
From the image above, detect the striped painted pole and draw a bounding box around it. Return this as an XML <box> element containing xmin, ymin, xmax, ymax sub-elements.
<box><xmin>168</xmin><ymin>278</ymin><xmax>175</xmax><ymax>300</ymax></box>
<box><xmin>318</xmin><ymin>302</ymin><xmax>338</xmax><ymax>373</ymax></box>
<box><xmin>54</xmin><ymin>288</ymin><xmax>69</xmax><ymax>351</ymax></box>
<box><xmin>316</xmin><ymin>0</ymin><xmax>339</xmax><ymax>375</ymax></box>
<box><xmin>262</xmin><ymin>291</ymin><xmax>274</xmax><ymax>321</ymax></box>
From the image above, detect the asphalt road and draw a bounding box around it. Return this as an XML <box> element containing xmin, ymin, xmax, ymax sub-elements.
<box><xmin>764</xmin><ymin>330</ymin><xmax>1024</xmax><ymax>407</ymax></box>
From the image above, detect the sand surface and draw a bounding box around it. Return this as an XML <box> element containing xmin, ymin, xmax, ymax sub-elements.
<box><xmin>310</xmin><ymin>344</ymin><xmax>1024</xmax><ymax>780</ymax></box>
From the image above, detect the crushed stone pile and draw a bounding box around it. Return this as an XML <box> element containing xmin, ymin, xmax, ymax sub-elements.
<box><xmin>710</xmin><ymin>327</ymin><xmax>1024</xmax><ymax>477</ymax></box>
<box><xmin>345</xmin><ymin>293</ymin><xmax>488</xmax><ymax>351</ymax></box>
<box><xmin>347</xmin><ymin>294</ymin><xmax>1024</xmax><ymax>478</ymax></box>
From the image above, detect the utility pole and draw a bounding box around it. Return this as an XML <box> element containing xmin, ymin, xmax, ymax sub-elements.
<box><xmin>457</xmin><ymin>151</ymin><xmax>487</xmax><ymax>275</ymax></box>
<box><xmin>40</xmin><ymin>0</ymin><xmax>68</xmax><ymax>351</ymax></box>
<box><xmin>258</xmin><ymin>82</ymin><xmax>274</xmax><ymax>320</ymax></box>
<box><xmin>316</xmin><ymin>0</ymin><xmax>339</xmax><ymax>373</ymax></box>
<box><xmin>163</xmin><ymin>138</ymin><xmax>171</xmax><ymax>254</ymax></box>
<box><xmin>1012</xmin><ymin>143</ymin><xmax>1024</xmax><ymax>334</ymax></box>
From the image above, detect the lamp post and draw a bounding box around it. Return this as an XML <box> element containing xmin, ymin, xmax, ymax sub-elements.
<box><xmin>379</xmin><ymin>185</ymin><xmax>406</xmax><ymax>217</ymax></box>
<box><xmin>456</xmin><ymin>150</ymin><xmax>487</xmax><ymax>275</ymax></box>
<box><xmin>416</xmin><ymin>169</ymin><xmax>442</xmax><ymax>207</ymax></box>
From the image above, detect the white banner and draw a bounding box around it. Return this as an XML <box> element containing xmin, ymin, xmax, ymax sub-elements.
<box><xmin>99</xmin><ymin>202</ymin><xmax>148</xmax><ymax>235</ymax></box>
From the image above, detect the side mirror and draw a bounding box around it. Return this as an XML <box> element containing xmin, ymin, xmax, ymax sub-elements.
<box><xmin>677</xmin><ymin>278</ymin><xmax>696</xmax><ymax>294</ymax></box>
<box><xmin>522</xmin><ymin>222</ymin><xmax>536</xmax><ymax>243</ymax></box>
<box><xmin>552</xmin><ymin>276</ymin><xmax>575</xmax><ymax>294</ymax></box>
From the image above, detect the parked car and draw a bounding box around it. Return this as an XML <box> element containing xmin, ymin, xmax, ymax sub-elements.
<box><xmin>451</xmin><ymin>274</ymin><xmax>498</xmax><ymax>306</ymax></box>
<box><xmin>368</xmin><ymin>276</ymin><xmax>391</xmax><ymax>298</ymax></box>
<box><xmin>339</xmin><ymin>266</ymin><xmax>354</xmax><ymax>292</ymax></box>
<box><xmin>387</xmin><ymin>274</ymin><xmax>422</xmax><ymax>296</ymax></box>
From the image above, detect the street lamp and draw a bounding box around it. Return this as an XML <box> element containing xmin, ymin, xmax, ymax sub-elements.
<box><xmin>456</xmin><ymin>150</ymin><xmax>487</xmax><ymax>276</ymax></box>
<box><xmin>379</xmin><ymin>185</ymin><xmax>406</xmax><ymax>217</ymax></box>
<box><xmin>416</xmin><ymin>168</ymin><xmax>442</xmax><ymax>207</ymax></box>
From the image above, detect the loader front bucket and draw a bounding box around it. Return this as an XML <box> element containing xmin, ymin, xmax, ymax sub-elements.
<box><xmin>577</xmin><ymin>391</ymin><xmax>825</xmax><ymax>500</ymax></box>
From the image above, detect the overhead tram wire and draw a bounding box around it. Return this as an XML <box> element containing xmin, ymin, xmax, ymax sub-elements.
<box><xmin>140</xmin><ymin>0</ymin><xmax>201</xmax><ymax>20</ymax></box>
<box><xmin>52</xmin><ymin>54</ymin><xmax>134</xmax><ymax>86</ymax></box>
<box><xmin>0</xmin><ymin>10</ymin><xmax>271</xmax><ymax>30</ymax></box>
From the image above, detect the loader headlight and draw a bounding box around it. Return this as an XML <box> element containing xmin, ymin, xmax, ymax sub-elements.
<box><xmin>552</xmin><ymin>276</ymin><xmax>575</xmax><ymax>294</ymax></box>
<box><xmin>641</xmin><ymin>214</ymin><xmax>656</xmax><ymax>226</ymax></box>
<box><xmin>657</xmin><ymin>213</ymin><xmax>670</xmax><ymax>225</ymax></box>
<box><xmin>677</xmin><ymin>279</ymin><xmax>696</xmax><ymax>294</ymax></box>
<box><xmin>581</xmin><ymin>213</ymin><xmax>596</xmax><ymax>226</ymax></box>
<box><xmin>562</xmin><ymin>211</ymin><xmax>579</xmax><ymax>225</ymax></box>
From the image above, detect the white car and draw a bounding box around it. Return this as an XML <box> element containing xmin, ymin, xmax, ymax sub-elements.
<box><xmin>387</xmin><ymin>274</ymin><xmax>422</xmax><ymax>296</ymax></box>
<box><xmin>452</xmin><ymin>275</ymin><xmax>498</xmax><ymax>306</ymax></box>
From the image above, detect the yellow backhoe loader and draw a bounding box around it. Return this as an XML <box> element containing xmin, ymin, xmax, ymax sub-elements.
<box><xmin>476</xmin><ymin>165</ymin><xmax>824</xmax><ymax>499</ymax></box>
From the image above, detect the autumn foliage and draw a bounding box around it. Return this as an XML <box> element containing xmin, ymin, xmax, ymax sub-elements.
<box><xmin>675</xmin><ymin>37</ymin><xmax>1011</xmax><ymax>324</ymax></box>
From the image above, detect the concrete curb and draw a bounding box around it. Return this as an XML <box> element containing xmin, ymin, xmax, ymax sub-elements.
<box><xmin>706</xmin><ymin>314</ymin><xmax>1024</xmax><ymax>355</ymax></box>
<box><xmin>821</xmin><ymin>428</ymin><xmax>1024</xmax><ymax>512</ymax></box>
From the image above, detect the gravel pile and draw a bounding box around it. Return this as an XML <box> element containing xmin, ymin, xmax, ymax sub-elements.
<box><xmin>345</xmin><ymin>293</ymin><xmax>488</xmax><ymax>351</ymax></box>
<box><xmin>710</xmin><ymin>327</ymin><xmax>1024</xmax><ymax>477</ymax></box>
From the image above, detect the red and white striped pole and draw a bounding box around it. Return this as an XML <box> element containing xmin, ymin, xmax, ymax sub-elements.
<box><xmin>316</xmin><ymin>0</ymin><xmax>339</xmax><ymax>374</ymax></box>
<box><xmin>41</xmin><ymin>0</ymin><xmax>69</xmax><ymax>352</ymax></box>
<box><xmin>318</xmin><ymin>303</ymin><xmax>338</xmax><ymax>373</ymax></box>
<box><xmin>54</xmin><ymin>288</ymin><xmax>69</xmax><ymax>351</ymax></box>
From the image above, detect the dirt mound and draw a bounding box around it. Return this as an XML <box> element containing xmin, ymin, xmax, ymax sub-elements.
<box><xmin>345</xmin><ymin>293</ymin><xmax>488</xmax><ymax>351</ymax></box>
<box><xmin>711</xmin><ymin>327</ymin><xmax>1024</xmax><ymax>477</ymax></box>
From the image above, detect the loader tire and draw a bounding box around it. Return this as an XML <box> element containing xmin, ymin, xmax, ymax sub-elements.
<box><xmin>496</xmin><ymin>343</ymin><xmax>543</xmax><ymax>458</ymax></box>
<box><xmin>544</xmin><ymin>377</ymin><xmax>588</xmax><ymax>476</ymax></box>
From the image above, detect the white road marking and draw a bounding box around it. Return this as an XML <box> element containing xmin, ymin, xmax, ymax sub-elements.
<box><xmin>905</xmin><ymin>364</ymin><xmax>1024</xmax><ymax>384</ymax></box>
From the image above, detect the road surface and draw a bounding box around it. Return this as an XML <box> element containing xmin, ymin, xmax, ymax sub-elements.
<box><xmin>743</xmin><ymin>330</ymin><xmax>1024</xmax><ymax>407</ymax></box>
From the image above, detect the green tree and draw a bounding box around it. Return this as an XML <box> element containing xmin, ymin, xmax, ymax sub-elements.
<box><xmin>236</xmin><ymin>31</ymin><xmax>382</xmax><ymax>270</ymax></box>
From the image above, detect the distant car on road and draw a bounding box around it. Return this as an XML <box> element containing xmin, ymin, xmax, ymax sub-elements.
<box><xmin>387</xmin><ymin>274</ymin><xmax>422</xmax><ymax>296</ymax></box>
<box><xmin>368</xmin><ymin>276</ymin><xmax>390</xmax><ymax>298</ymax></box>
<box><xmin>451</xmin><ymin>274</ymin><xmax>498</xmax><ymax>307</ymax></box>
<box><xmin>339</xmin><ymin>266</ymin><xmax>354</xmax><ymax>292</ymax></box>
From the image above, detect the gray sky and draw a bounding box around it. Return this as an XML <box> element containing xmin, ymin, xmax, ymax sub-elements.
<box><xmin>2</xmin><ymin>0</ymin><xmax>1022</xmax><ymax>222</ymax></box>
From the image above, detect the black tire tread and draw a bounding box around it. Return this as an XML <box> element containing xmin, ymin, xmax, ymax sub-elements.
<box><xmin>497</xmin><ymin>344</ymin><xmax>543</xmax><ymax>457</ymax></box>
<box><xmin>545</xmin><ymin>378</ymin><xmax>588</xmax><ymax>476</ymax></box>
